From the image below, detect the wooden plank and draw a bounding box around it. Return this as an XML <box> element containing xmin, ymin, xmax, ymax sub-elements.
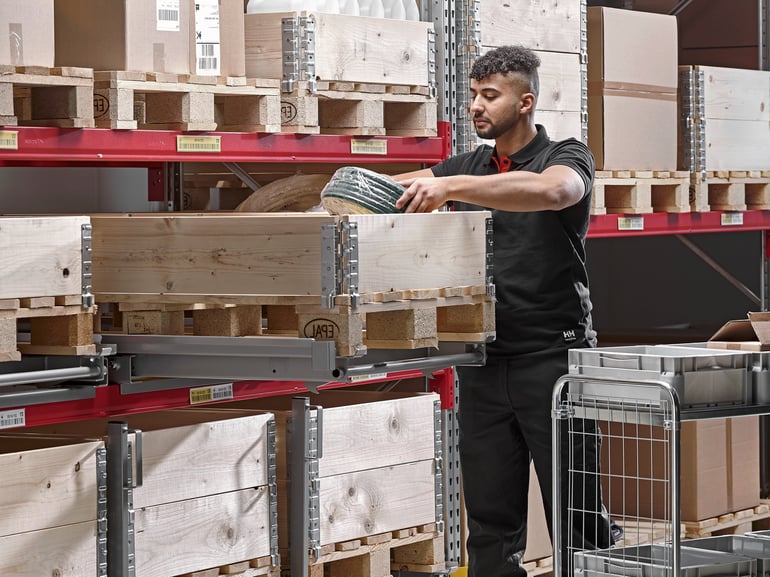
<box><xmin>704</xmin><ymin>118</ymin><xmax>770</xmax><ymax>171</ymax></box>
<box><xmin>134</xmin><ymin>487</ymin><xmax>272</xmax><ymax>577</ymax></box>
<box><xmin>697</xmin><ymin>65</ymin><xmax>770</xmax><ymax>122</ymax></box>
<box><xmin>345</xmin><ymin>212</ymin><xmax>489</xmax><ymax>295</ymax></box>
<box><xmin>245</xmin><ymin>12</ymin><xmax>432</xmax><ymax>87</ymax></box>
<box><xmin>315</xmin><ymin>394</ymin><xmax>438</xmax><ymax>477</ymax></box>
<box><xmin>0</xmin><ymin>521</ymin><xmax>97</xmax><ymax>577</ymax></box>
<box><xmin>28</xmin><ymin>410</ymin><xmax>273</xmax><ymax>509</ymax></box>
<box><xmin>480</xmin><ymin>0</ymin><xmax>581</xmax><ymax>53</ymax></box>
<box><xmin>0</xmin><ymin>439</ymin><xmax>102</xmax><ymax>536</ymax></box>
<box><xmin>91</xmin><ymin>213</ymin><xmax>335</xmax><ymax>297</ymax></box>
<box><xmin>318</xmin><ymin>460</ymin><xmax>436</xmax><ymax>546</ymax></box>
<box><xmin>0</xmin><ymin>216</ymin><xmax>88</xmax><ymax>299</ymax></box>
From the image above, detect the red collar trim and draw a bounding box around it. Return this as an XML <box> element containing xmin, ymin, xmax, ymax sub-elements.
<box><xmin>492</xmin><ymin>155</ymin><xmax>512</xmax><ymax>173</ymax></box>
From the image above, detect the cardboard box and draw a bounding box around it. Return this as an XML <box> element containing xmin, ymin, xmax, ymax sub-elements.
<box><xmin>601</xmin><ymin>420</ymin><xmax>730</xmax><ymax>522</ymax></box>
<box><xmin>0</xmin><ymin>0</ymin><xmax>55</xmax><ymax>67</ymax></box>
<box><xmin>587</xmin><ymin>7</ymin><xmax>678</xmax><ymax>170</ymax></box>
<box><xmin>708</xmin><ymin>312</ymin><xmax>770</xmax><ymax>351</ymax></box>
<box><xmin>55</xmin><ymin>0</ymin><xmax>193</xmax><ymax>73</ymax></box>
<box><xmin>727</xmin><ymin>416</ymin><xmax>760</xmax><ymax>512</ymax></box>
<box><xmin>523</xmin><ymin>464</ymin><xmax>552</xmax><ymax>563</ymax></box>
<box><xmin>189</xmin><ymin>0</ymin><xmax>245</xmax><ymax>77</ymax></box>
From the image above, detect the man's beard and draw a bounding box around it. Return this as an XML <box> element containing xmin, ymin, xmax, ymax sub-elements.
<box><xmin>474</xmin><ymin>114</ymin><xmax>517</xmax><ymax>140</ymax></box>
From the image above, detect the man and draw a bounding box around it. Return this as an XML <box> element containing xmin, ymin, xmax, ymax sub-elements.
<box><xmin>393</xmin><ymin>45</ymin><xmax>612</xmax><ymax>577</ymax></box>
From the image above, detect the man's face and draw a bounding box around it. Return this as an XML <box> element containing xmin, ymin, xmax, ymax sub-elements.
<box><xmin>469</xmin><ymin>72</ymin><xmax>529</xmax><ymax>139</ymax></box>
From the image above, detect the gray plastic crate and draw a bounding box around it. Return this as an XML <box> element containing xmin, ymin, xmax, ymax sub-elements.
<box><xmin>675</xmin><ymin>342</ymin><xmax>770</xmax><ymax>406</ymax></box>
<box><xmin>574</xmin><ymin>544</ymin><xmax>755</xmax><ymax>577</ymax></box>
<box><xmin>568</xmin><ymin>345</ymin><xmax>751</xmax><ymax>408</ymax></box>
<box><xmin>685</xmin><ymin>535</ymin><xmax>770</xmax><ymax>576</ymax></box>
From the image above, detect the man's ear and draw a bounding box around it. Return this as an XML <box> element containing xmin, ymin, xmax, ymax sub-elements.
<box><xmin>520</xmin><ymin>92</ymin><xmax>536</xmax><ymax>114</ymax></box>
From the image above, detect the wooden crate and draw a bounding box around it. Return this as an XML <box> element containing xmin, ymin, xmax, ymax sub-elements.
<box><xmin>197</xmin><ymin>391</ymin><xmax>442</xmax><ymax>552</ymax></box>
<box><xmin>245</xmin><ymin>12</ymin><xmax>434</xmax><ymax>88</ymax></box>
<box><xmin>0</xmin><ymin>215</ymin><xmax>90</xmax><ymax>300</ymax></box>
<box><xmin>680</xmin><ymin>65</ymin><xmax>770</xmax><ymax>173</ymax></box>
<box><xmin>0</xmin><ymin>435</ymin><xmax>105</xmax><ymax>577</ymax></box>
<box><xmin>91</xmin><ymin>212</ymin><xmax>494</xmax><ymax>356</ymax></box>
<box><xmin>0</xmin><ymin>215</ymin><xmax>95</xmax><ymax>361</ymax></box>
<box><xmin>28</xmin><ymin>410</ymin><xmax>278</xmax><ymax>577</ymax></box>
<box><xmin>480</xmin><ymin>0</ymin><xmax>582</xmax><ymax>54</ymax></box>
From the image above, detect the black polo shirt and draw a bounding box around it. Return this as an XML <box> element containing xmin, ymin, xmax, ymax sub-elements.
<box><xmin>432</xmin><ymin>125</ymin><xmax>597</xmax><ymax>357</ymax></box>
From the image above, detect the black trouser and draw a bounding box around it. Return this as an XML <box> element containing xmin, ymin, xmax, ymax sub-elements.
<box><xmin>457</xmin><ymin>348</ymin><xmax>612</xmax><ymax>577</ymax></box>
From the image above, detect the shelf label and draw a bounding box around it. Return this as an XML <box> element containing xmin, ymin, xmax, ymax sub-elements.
<box><xmin>349</xmin><ymin>372</ymin><xmax>388</xmax><ymax>383</ymax></box>
<box><xmin>721</xmin><ymin>212</ymin><xmax>744</xmax><ymax>226</ymax></box>
<box><xmin>0</xmin><ymin>408</ymin><xmax>25</xmax><ymax>430</ymax></box>
<box><xmin>177</xmin><ymin>135</ymin><xmax>221</xmax><ymax>153</ymax></box>
<box><xmin>351</xmin><ymin>139</ymin><xmax>388</xmax><ymax>155</ymax></box>
<box><xmin>617</xmin><ymin>216</ymin><xmax>644</xmax><ymax>231</ymax></box>
<box><xmin>189</xmin><ymin>383</ymin><xmax>234</xmax><ymax>405</ymax></box>
<box><xmin>0</xmin><ymin>131</ymin><xmax>18</xmax><ymax>150</ymax></box>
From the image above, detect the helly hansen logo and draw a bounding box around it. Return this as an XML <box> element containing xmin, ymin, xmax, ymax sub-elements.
<box><xmin>563</xmin><ymin>330</ymin><xmax>577</xmax><ymax>343</ymax></box>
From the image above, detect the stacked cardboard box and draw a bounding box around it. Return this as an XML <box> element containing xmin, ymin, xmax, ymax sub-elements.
<box><xmin>587</xmin><ymin>7</ymin><xmax>678</xmax><ymax>170</ymax></box>
<box><xmin>0</xmin><ymin>0</ymin><xmax>55</xmax><ymax>67</ymax></box>
<box><xmin>55</xmin><ymin>0</ymin><xmax>245</xmax><ymax>77</ymax></box>
<box><xmin>600</xmin><ymin>417</ymin><xmax>760</xmax><ymax>522</ymax></box>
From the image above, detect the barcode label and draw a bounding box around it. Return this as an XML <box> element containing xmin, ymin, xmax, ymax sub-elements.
<box><xmin>177</xmin><ymin>135</ymin><xmax>221</xmax><ymax>153</ymax></box>
<box><xmin>158</xmin><ymin>9</ymin><xmax>178</xmax><ymax>21</ymax></box>
<box><xmin>156</xmin><ymin>0</ymin><xmax>180</xmax><ymax>31</ymax></box>
<box><xmin>0</xmin><ymin>408</ymin><xmax>25</xmax><ymax>430</ymax></box>
<box><xmin>197</xmin><ymin>56</ymin><xmax>218</xmax><ymax>71</ymax></box>
<box><xmin>349</xmin><ymin>372</ymin><xmax>388</xmax><ymax>383</ymax></box>
<box><xmin>194</xmin><ymin>0</ymin><xmax>221</xmax><ymax>75</ymax></box>
<box><xmin>351</xmin><ymin>139</ymin><xmax>388</xmax><ymax>155</ymax></box>
<box><xmin>721</xmin><ymin>212</ymin><xmax>744</xmax><ymax>226</ymax></box>
<box><xmin>0</xmin><ymin>131</ymin><xmax>18</xmax><ymax>150</ymax></box>
<box><xmin>617</xmin><ymin>216</ymin><xmax>644</xmax><ymax>231</ymax></box>
<box><xmin>189</xmin><ymin>383</ymin><xmax>234</xmax><ymax>405</ymax></box>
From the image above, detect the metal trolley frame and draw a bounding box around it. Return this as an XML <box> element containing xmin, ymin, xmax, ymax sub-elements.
<box><xmin>552</xmin><ymin>375</ymin><xmax>683</xmax><ymax>577</ymax></box>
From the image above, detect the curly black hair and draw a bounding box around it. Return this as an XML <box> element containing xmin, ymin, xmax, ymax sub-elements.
<box><xmin>470</xmin><ymin>45</ymin><xmax>541</xmax><ymax>97</ymax></box>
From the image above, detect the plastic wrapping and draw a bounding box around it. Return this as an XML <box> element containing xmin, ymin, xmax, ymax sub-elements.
<box><xmin>320</xmin><ymin>166</ymin><xmax>405</xmax><ymax>214</ymax></box>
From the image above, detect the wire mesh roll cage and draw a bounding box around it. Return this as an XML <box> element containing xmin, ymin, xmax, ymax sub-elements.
<box><xmin>552</xmin><ymin>375</ymin><xmax>683</xmax><ymax>577</ymax></box>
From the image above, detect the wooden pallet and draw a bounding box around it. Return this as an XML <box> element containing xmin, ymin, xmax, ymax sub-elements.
<box><xmin>612</xmin><ymin>518</ymin><xmax>686</xmax><ymax>547</ymax></box>
<box><xmin>93</xmin><ymin>71</ymin><xmax>282</xmax><ymax>132</ymax></box>
<box><xmin>178</xmin><ymin>555</ymin><xmax>279</xmax><ymax>577</ymax></box>
<box><xmin>691</xmin><ymin>171</ymin><xmax>770</xmax><ymax>212</ymax></box>
<box><xmin>100</xmin><ymin>286</ymin><xmax>495</xmax><ymax>357</ymax></box>
<box><xmin>0</xmin><ymin>65</ymin><xmax>94</xmax><ymax>128</ymax></box>
<box><xmin>591</xmin><ymin>170</ymin><xmax>691</xmax><ymax>215</ymax></box>
<box><xmin>522</xmin><ymin>555</ymin><xmax>553</xmax><ymax>577</ymax></box>
<box><xmin>282</xmin><ymin>524</ymin><xmax>444</xmax><ymax>577</ymax></box>
<box><xmin>0</xmin><ymin>295</ymin><xmax>96</xmax><ymax>362</ymax></box>
<box><xmin>281</xmin><ymin>80</ymin><xmax>437</xmax><ymax>136</ymax></box>
<box><xmin>683</xmin><ymin>501</ymin><xmax>770</xmax><ymax>538</ymax></box>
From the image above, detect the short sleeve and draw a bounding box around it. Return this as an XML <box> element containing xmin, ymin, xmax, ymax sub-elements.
<box><xmin>544</xmin><ymin>139</ymin><xmax>596</xmax><ymax>200</ymax></box>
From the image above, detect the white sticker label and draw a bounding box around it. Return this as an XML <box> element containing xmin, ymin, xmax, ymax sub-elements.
<box><xmin>195</xmin><ymin>0</ymin><xmax>221</xmax><ymax>75</ymax></box>
<box><xmin>349</xmin><ymin>372</ymin><xmax>388</xmax><ymax>383</ymax></box>
<box><xmin>0</xmin><ymin>408</ymin><xmax>25</xmax><ymax>430</ymax></box>
<box><xmin>157</xmin><ymin>0</ymin><xmax>181</xmax><ymax>32</ymax></box>
<box><xmin>721</xmin><ymin>212</ymin><xmax>744</xmax><ymax>226</ymax></box>
<box><xmin>617</xmin><ymin>216</ymin><xmax>644</xmax><ymax>231</ymax></box>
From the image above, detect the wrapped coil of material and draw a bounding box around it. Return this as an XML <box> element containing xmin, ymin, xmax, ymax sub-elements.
<box><xmin>320</xmin><ymin>166</ymin><xmax>405</xmax><ymax>215</ymax></box>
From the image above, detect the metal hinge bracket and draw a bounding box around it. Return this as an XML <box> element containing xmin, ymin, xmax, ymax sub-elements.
<box><xmin>433</xmin><ymin>399</ymin><xmax>445</xmax><ymax>532</ymax></box>
<box><xmin>81</xmin><ymin>223</ymin><xmax>94</xmax><ymax>308</ymax></box>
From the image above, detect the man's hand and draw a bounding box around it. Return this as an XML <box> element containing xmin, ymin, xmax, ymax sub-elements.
<box><xmin>395</xmin><ymin>176</ymin><xmax>450</xmax><ymax>213</ymax></box>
